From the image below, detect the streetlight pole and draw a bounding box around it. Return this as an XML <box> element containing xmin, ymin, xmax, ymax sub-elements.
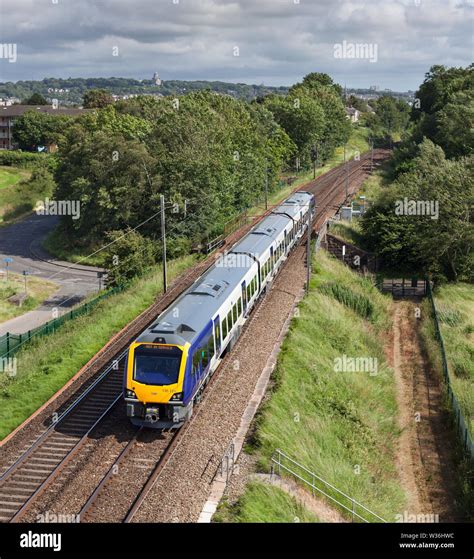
<box><xmin>160</xmin><ymin>194</ymin><xmax>167</xmax><ymax>293</ymax></box>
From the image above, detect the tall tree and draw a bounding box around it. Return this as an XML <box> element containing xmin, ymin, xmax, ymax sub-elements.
<box><xmin>82</xmin><ymin>88</ymin><xmax>114</xmax><ymax>109</ymax></box>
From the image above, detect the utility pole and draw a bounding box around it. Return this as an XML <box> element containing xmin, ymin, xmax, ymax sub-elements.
<box><xmin>160</xmin><ymin>194</ymin><xmax>167</xmax><ymax>293</ymax></box>
<box><xmin>306</xmin><ymin>202</ymin><xmax>312</xmax><ymax>295</ymax></box>
<box><xmin>344</xmin><ymin>144</ymin><xmax>349</xmax><ymax>201</ymax></box>
<box><xmin>311</xmin><ymin>145</ymin><xmax>318</xmax><ymax>179</ymax></box>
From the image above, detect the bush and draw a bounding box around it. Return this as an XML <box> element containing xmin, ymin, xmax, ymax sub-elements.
<box><xmin>0</xmin><ymin>150</ymin><xmax>52</xmax><ymax>168</ymax></box>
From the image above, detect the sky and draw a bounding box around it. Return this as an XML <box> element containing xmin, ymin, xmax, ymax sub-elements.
<box><xmin>0</xmin><ymin>0</ymin><xmax>472</xmax><ymax>91</ymax></box>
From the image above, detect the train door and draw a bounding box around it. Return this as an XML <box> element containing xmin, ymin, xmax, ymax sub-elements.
<box><xmin>213</xmin><ymin>316</ymin><xmax>221</xmax><ymax>356</ymax></box>
<box><xmin>241</xmin><ymin>281</ymin><xmax>247</xmax><ymax>313</ymax></box>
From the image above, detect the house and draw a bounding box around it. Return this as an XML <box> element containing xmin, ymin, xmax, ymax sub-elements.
<box><xmin>0</xmin><ymin>104</ymin><xmax>88</xmax><ymax>150</ymax></box>
<box><xmin>345</xmin><ymin>106</ymin><xmax>360</xmax><ymax>123</ymax></box>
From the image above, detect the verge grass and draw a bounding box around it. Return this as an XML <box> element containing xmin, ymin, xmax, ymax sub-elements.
<box><xmin>0</xmin><ymin>166</ymin><xmax>30</xmax><ymax>191</ymax></box>
<box><xmin>214</xmin><ymin>481</ymin><xmax>319</xmax><ymax>523</ymax></box>
<box><xmin>423</xmin><ymin>283</ymin><xmax>474</xmax><ymax>438</ymax></box>
<box><xmin>0</xmin><ymin>272</ymin><xmax>58</xmax><ymax>323</ymax></box>
<box><xmin>0</xmin><ymin>167</ymin><xmax>48</xmax><ymax>226</ymax></box>
<box><xmin>239</xmin><ymin>251</ymin><xmax>405</xmax><ymax>522</ymax></box>
<box><xmin>42</xmin><ymin>227</ymin><xmax>107</xmax><ymax>267</ymax></box>
<box><xmin>0</xmin><ymin>255</ymin><xmax>196</xmax><ymax>439</ymax></box>
<box><xmin>419</xmin><ymin>282</ymin><xmax>474</xmax><ymax>517</ymax></box>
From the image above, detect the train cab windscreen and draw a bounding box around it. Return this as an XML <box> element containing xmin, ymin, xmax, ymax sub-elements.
<box><xmin>133</xmin><ymin>345</ymin><xmax>182</xmax><ymax>385</ymax></box>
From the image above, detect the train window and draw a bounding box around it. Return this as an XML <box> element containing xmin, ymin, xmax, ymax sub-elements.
<box><xmin>247</xmin><ymin>284</ymin><xmax>251</xmax><ymax>300</ymax></box>
<box><xmin>192</xmin><ymin>351</ymin><xmax>200</xmax><ymax>374</ymax></box>
<box><xmin>232</xmin><ymin>304</ymin><xmax>237</xmax><ymax>322</ymax></box>
<box><xmin>208</xmin><ymin>336</ymin><xmax>215</xmax><ymax>359</ymax></box>
<box><xmin>214</xmin><ymin>322</ymin><xmax>220</xmax><ymax>348</ymax></box>
<box><xmin>252</xmin><ymin>277</ymin><xmax>257</xmax><ymax>292</ymax></box>
<box><xmin>237</xmin><ymin>297</ymin><xmax>242</xmax><ymax>315</ymax></box>
<box><xmin>201</xmin><ymin>346</ymin><xmax>209</xmax><ymax>368</ymax></box>
<box><xmin>227</xmin><ymin>311</ymin><xmax>233</xmax><ymax>331</ymax></box>
<box><xmin>222</xmin><ymin>318</ymin><xmax>228</xmax><ymax>339</ymax></box>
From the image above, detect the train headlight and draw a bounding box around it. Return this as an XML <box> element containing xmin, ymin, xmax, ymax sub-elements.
<box><xmin>169</xmin><ymin>392</ymin><xmax>183</xmax><ymax>402</ymax></box>
<box><xmin>125</xmin><ymin>389</ymin><xmax>137</xmax><ymax>399</ymax></box>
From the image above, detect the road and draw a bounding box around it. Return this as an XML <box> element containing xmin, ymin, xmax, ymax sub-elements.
<box><xmin>0</xmin><ymin>214</ymin><xmax>103</xmax><ymax>336</ymax></box>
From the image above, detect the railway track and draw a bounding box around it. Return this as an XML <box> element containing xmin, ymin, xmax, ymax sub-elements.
<box><xmin>0</xmin><ymin>355</ymin><xmax>126</xmax><ymax>522</ymax></box>
<box><xmin>0</xmin><ymin>149</ymin><xmax>389</xmax><ymax>523</ymax></box>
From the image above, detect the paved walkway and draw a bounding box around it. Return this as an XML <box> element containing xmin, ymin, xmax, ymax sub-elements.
<box><xmin>0</xmin><ymin>214</ymin><xmax>102</xmax><ymax>336</ymax></box>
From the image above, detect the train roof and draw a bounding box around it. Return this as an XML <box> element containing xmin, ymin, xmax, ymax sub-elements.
<box><xmin>136</xmin><ymin>191</ymin><xmax>314</xmax><ymax>348</ymax></box>
<box><xmin>136</xmin><ymin>252</ymin><xmax>256</xmax><ymax>347</ymax></box>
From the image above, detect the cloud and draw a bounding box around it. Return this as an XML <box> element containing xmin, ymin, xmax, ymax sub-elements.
<box><xmin>0</xmin><ymin>0</ymin><xmax>472</xmax><ymax>90</ymax></box>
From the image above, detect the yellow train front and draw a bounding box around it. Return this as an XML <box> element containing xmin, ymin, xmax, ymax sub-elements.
<box><xmin>124</xmin><ymin>338</ymin><xmax>192</xmax><ymax>428</ymax></box>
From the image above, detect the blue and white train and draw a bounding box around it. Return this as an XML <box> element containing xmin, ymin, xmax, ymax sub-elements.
<box><xmin>124</xmin><ymin>191</ymin><xmax>314</xmax><ymax>428</ymax></box>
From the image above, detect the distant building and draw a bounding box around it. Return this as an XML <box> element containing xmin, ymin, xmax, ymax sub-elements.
<box><xmin>345</xmin><ymin>106</ymin><xmax>360</xmax><ymax>123</ymax></box>
<box><xmin>0</xmin><ymin>104</ymin><xmax>88</xmax><ymax>150</ymax></box>
<box><xmin>153</xmin><ymin>72</ymin><xmax>162</xmax><ymax>86</ymax></box>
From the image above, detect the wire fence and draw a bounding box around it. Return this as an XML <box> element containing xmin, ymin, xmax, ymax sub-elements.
<box><xmin>0</xmin><ymin>284</ymin><xmax>126</xmax><ymax>360</ymax></box>
<box><xmin>426</xmin><ymin>281</ymin><xmax>474</xmax><ymax>464</ymax></box>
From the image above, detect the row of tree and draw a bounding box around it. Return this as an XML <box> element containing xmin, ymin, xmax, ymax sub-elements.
<box><xmin>32</xmin><ymin>72</ymin><xmax>350</xmax><ymax>283</ymax></box>
<box><xmin>361</xmin><ymin>64</ymin><xmax>473</xmax><ymax>282</ymax></box>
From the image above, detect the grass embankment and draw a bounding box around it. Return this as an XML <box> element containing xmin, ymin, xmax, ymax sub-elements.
<box><xmin>419</xmin><ymin>282</ymin><xmax>474</xmax><ymax>517</ymax></box>
<box><xmin>42</xmin><ymin>228</ymin><xmax>107</xmax><ymax>267</ymax></box>
<box><xmin>0</xmin><ymin>255</ymin><xmax>196</xmax><ymax>440</ymax></box>
<box><xmin>0</xmin><ymin>273</ymin><xmax>58</xmax><ymax>323</ymax></box>
<box><xmin>214</xmin><ymin>481</ymin><xmax>319</xmax><ymax>523</ymax></box>
<box><xmin>421</xmin><ymin>283</ymin><xmax>474</xmax><ymax>438</ymax></box>
<box><xmin>219</xmin><ymin>251</ymin><xmax>406</xmax><ymax>522</ymax></box>
<box><xmin>0</xmin><ymin>166</ymin><xmax>54</xmax><ymax>226</ymax></box>
<box><xmin>0</xmin><ymin>166</ymin><xmax>30</xmax><ymax>190</ymax></box>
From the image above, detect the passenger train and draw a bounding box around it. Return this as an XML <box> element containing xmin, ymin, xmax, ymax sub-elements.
<box><xmin>124</xmin><ymin>191</ymin><xmax>315</xmax><ymax>428</ymax></box>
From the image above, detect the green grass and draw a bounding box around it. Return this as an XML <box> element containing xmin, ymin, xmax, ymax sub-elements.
<box><xmin>42</xmin><ymin>227</ymin><xmax>107</xmax><ymax>267</ymax></box>
<box><xmin>0</xmin><ymin>166</ymin><xmax>30</xmax><ymax>191</ymax></box>
<box><xmin>214</xmin><ymin>481</ymin><xmax>319</xmax><ymax>523</ymax></box>
<box><xmin>0</xmin><ymin>272</ymin><xmax>58</xmax><ymax>323</ymax></box>
<box><xmin>428</xmin><ymin>283</ymin><xmax>473</xmax><ymax>437</ymax></box>
<box><xmin>419</xmin><ymin>283</ymin><xmax>474</xmax><ymax>517</ymax></box>
<box><xmin>329</xmin><ymin>221</ymin><xmax>367</xmax><ymax>249</ymax></box>
<box><xmin>0</xmin><ymin>167</ymin><xmax>50</xmax><ymax>226</ymax></box>
<box><xmin>0</xmin><ymin>255</ymin><xmax>196</xmax><ymax>440</ymax></box>
<box><xmin>240</xmin><ymin>251</ymin><xmax>405</xmax><ymax>522</ymax></box>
